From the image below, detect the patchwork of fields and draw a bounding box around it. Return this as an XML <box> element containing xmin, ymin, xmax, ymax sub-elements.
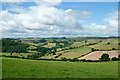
<box><xmin>1</xmin><ymin>38</ymin><xmax>119</xmax><ymax>60</ymax></box>
<box><xmin>1</xmin><ymin>37</ymin><xmax>119</xmax><ymax>78</ymax></box>
<box><xmin>88</xmin><ymin>39</ymin><xmax>119</xmax><ymax>50</ymax></box>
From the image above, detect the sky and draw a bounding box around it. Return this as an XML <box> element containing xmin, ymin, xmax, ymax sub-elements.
<box><xmin>0</xmin><ymin>0</ymin><xmax>118</xmax><ymax>38</ymax></box>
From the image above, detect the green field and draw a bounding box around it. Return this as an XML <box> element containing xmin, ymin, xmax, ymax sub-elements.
<box><xmin>88</xmin><ymin>39</ymin><xmax>119</xmax><ymax>50</ymax></box>
<box><xmin>1</xmin><ymin>52</ymin><xmax>37</xmax><ymax>58</ymax></box>
<box><xmin>28</xmin><ymin>45</ymin><xmax>37</xmax><ymax>50</ymax></box>
<box><xmin>58</xmin><ymin>47</ymin><xmax>91</xmax><ymax>59</ymax></box>
<box><xmin>70</xmin><ymin>41</ymin><xmax>97</xmax><ymax>47</ymax></box>
<box><xmin>42</xmin><ymin>43</ymin><xmax>56</xmax><ymax>48</ymax></box>
<box><xmin>1</xmin><ymin>52</ymin><xmax>11</xmax><ymax>56</ymax></box>
<box><xmin>2</xmin><ymin>57</ymin><xmax>118</xmax><ymax>78</ymax></box>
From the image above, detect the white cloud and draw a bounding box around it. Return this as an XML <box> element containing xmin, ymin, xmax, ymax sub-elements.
<box><xmin>80</xmin><ymin>11</ymin><xmax>118</xmax><ymax>36</ymax></box>
<box><xmin>65</xmin><ymin>9</ymin><xmax>91</xmax><ymax>18</ymax></box>
<box><xmin>0</xmin><ymin>1</ymin><xmax>88</xmax><ymax>38</ymax></box>
<box><xmin>104</xmin><ymin>11</ymin><xmax>118</xmax><ymax>28</ymax></box>
<box><xmin>7</xmin><ymin>7</ymin><xmax>25</xmax><ymax>13</ymax></box>
<box><xmin>0</xmin><ymin>1</ymin><xmax>118</xmax><ymax>38</ymax></box>
<box><xmin>35</xmin><ymin>0</ymin><xmax>62</xmax><ymax>6</ymax></box>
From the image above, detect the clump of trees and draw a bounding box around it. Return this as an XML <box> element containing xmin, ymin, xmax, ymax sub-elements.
<box><xmin>111</xmin><ymin>57</ymin><xmax>118</xmax><ymax>61</ymax></box>
<box><xmin>54</xmin><ymin>54</ymin><xmax>62</xmax><ymax>58</ymax></box>
<box><xmin>106</xmin><ymin>42</ymin><xmax>110</xmax><ymax>45</ymax></box>
<box><xmin>36</xmin><ymin>46</ymin><xmax>58</xmax><ymax>56</ymax></box>
<box><xmin>91</xmin><ymin>48</ymin><xmax>99</xmax><ymax>52</ymax></box>
<box><xmin>27</xmin><ymin>54</ymin><xmax>40</xmax><ymax>59</ymax></box>
<box><xmin>99</xmin><ymin>54</ymin><xmax>110</xmax><ymax>61</ymax></box>
<box><xmin>2</xmin><ymin>38</ymin><xmax>29</xmax><ymax>53</ymax></box>
<box><xmin>52</xmin><ymin>40</ymin><xmax>73</xmax><ymax>48</ymax></box>
<box><xmin>32</xmin><ymin>39</ymin><xmax>47</xmax><ymax>44</ymax></box>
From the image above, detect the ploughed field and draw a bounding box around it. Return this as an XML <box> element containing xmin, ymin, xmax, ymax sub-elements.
<box><xmin>2</xmin><ymin>57</ymin><xmax>118</xmax><ymax>78</ymax></box>
<box><xmin>79</xmin><ymin>50</ymin><xmax>119</xmax><ymax>60</ymax></box>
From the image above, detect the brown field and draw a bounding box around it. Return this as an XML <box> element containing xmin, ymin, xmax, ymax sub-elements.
<box><xmin>78</xmin><ymin>50</ymin><xmax>119</xmax><ymax>60</ymax></box>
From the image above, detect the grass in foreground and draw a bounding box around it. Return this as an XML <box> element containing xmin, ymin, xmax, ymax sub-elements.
<box><xmin>2</xmin><ymin>57</ymin><xmax>118</xmax><ymax>78</ymax></box>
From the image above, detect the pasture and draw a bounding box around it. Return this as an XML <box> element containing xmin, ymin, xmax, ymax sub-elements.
<box><xmin>57</xmin><ymin>47</ymin><xmax>92</xmax><ymax>59</ymax></box>
<box><xmin>42</xmin><ymin>43</ymin><xmax>56</xmax><ymax>48</ymax></box>
<box><xmin>88</xmin><ymin>39</ymin><xmax>119</xmax><ymax>50</ymax></box>
<box><xmin>2</xmin><ymin>57</ymin><xmax>118</xmax><ymax>78</ymax></box>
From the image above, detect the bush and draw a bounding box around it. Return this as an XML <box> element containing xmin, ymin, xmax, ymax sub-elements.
<box><xmin>72</xmin><ymin>58</ymin><xmax>79</xmax><ymax>62</ymax></box>
<box><xmin>86</xmin><ymin>60</ymin><xmax>93</xmax><ymax>62</ymax></box>
<box><xmin>67</xmin><ymin>58</ymin><xmax>72</xmax><ymax>61</ymax></box>
<box><xmin>112</xmin><ymin>48</ymin><xmax>116</xmax><ymax>50</ymax></box>
<box><xmin>92</xmin><ymin>60</ymin><xmax>100</xmax><ymax>62</ymax></box>
<box><xmin>27</xmin><ymin>54</ymin><xmax>39</xmax><ymax>59</ymax></box>
<box><xmin>107</xmin><ymin>42</ymin><xmax>110</xmax><ymax>45</ymax></box>
<box><xmin>91</xmin><ymin>48</ymin><xmax>95</xmax><ymax>52</ymax></box>
<box><xmin>118</xmin><ymin>58</ymin><xmax>120</xmax><ymax>60</ymax></box>
<box><xmin>61</xmin><ymin>49</ymin><xmax>65</xmax><ymax>51</ymax></box>
<box><xmin>111</xmin><ymin>57</ymin><xmax>118</xmax><ymax>61</ymax></box>
<box><xmin>99</xmin><ymin>54</ymin><xmax>110</xmax><ymax>61</ymax></box>
<box><xmin>79</xmin><ymin>59</ymin><xmax>86</xmax><ymax>62</ymax></box>
<box><xmin>69</xmin><ymin>47</ymin><xmax>73</xmax><ymax>49</ymax></box>
<box><xmin>54</xmin><ymin>54</ymin><xmax>62</xmax><ymax>58</ymax></box>
<box><xmin>61</xmin><ymin>57</ymin><xmax>68</xmax><ymax>61</ymax></box>
<box><xmin>118</xmin><ymin>55</ymin><xmax>120</xmax><ymax>58</ymax></box>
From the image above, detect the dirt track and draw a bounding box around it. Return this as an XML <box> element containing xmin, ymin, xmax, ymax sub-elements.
<box><xmin>78</xmin><ymin>50</ymin><xmax>119</xmax><ymax>60</ymax></box>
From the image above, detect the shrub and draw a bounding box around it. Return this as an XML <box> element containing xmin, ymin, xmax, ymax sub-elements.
<box><xmin>69</xmin><ymin>47</ymin><xmax>73</xmax><ymax>49</ymax></box>
<box><xmin>111</xmin><ymin>57</ymin><xmax>118</xmax><ymax>61</ymax></box>
<box><xmin>86</xmin><ymin>60</ymin><xmax>93</xmax><ymax>62</ymax></box>
<box><xmin>67</xmin><ymin>58</ymin><xmax>72</xmax><ymax>61</ymax></box>
<box><xmin>99</xmin><ymin>54</ymin><xmax>110</xmax><ymax>61</ymax></box>
<box><xmin>61</xmin><ymin>57</ymin><xmax>68</xmax><ymax>61</ymax></box>
<box><xmin>91</xmin><ymin>48</ymin><xmax>95</xmax><ymax>52</ymax></box>
<box><xmin>92</xmin><ymin>60</ymin><xmax>100</xmax><ymax>62</ymax></box>
<box><xmin>54</xmin><ymin>54</ymin><xmax>62</xmax><ymax>58</ymax></box>
<box><xmin>81</xmin><ymin>54</ymin><xmax>85</xmax><ymax>57</ymax></box>
<box><xmin>118</xmin><ymin>58</ymin><xmax>120</xmax><ymax>60</ymax></box>
<box><xmin>53</xmin><ymin>52</ymin><xmax>56</xmax><ymax>55</ymax></box>
<box><xmin>112</xmin><ymin>48</ymin><xmax>116</xmax><ymax>50</ymax></box>
<box><xmin>107</xmin><ymin>42</ymin><xmax>110</xmax><ymax>45</ymax></box>
<box><xmin>27</xmin><ymin>54</ymin><xmax>39</xmax><ymax>59</ymax></box>
<box><xmin>72</xmin><ymin>58</ymin><xmax>79</xmax><ymax>62</ymax></box>
<box><xmin>79</xmin><ymin>59</ymin><xmax>86</xmax><ymax>62</ymax></box>
<box><xmin>118</xmin><ymin>55</ymin><xmax>120</xmax><ymax>58</ymax></box>
<box><xmin>61</xmin><ymin>49</ymin><xmax>65</xmax><ymax>51</ymax></box>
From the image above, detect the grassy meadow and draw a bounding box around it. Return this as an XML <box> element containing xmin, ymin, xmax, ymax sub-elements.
<box><xmin>2</xmin><ymin>57</ymin><xmax>118</xmax><ymax>78</ymax></box>
<box><xmin>58</xmin><ymin>47</ymin><xmax>91</xmax><ymax>59</ymax></box>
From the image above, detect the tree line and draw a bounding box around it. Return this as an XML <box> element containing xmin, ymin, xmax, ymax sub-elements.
<box><xmin>2</xmin><ymin>38</ymin><xmax>29</xmax><ymax>53</ymax></box>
